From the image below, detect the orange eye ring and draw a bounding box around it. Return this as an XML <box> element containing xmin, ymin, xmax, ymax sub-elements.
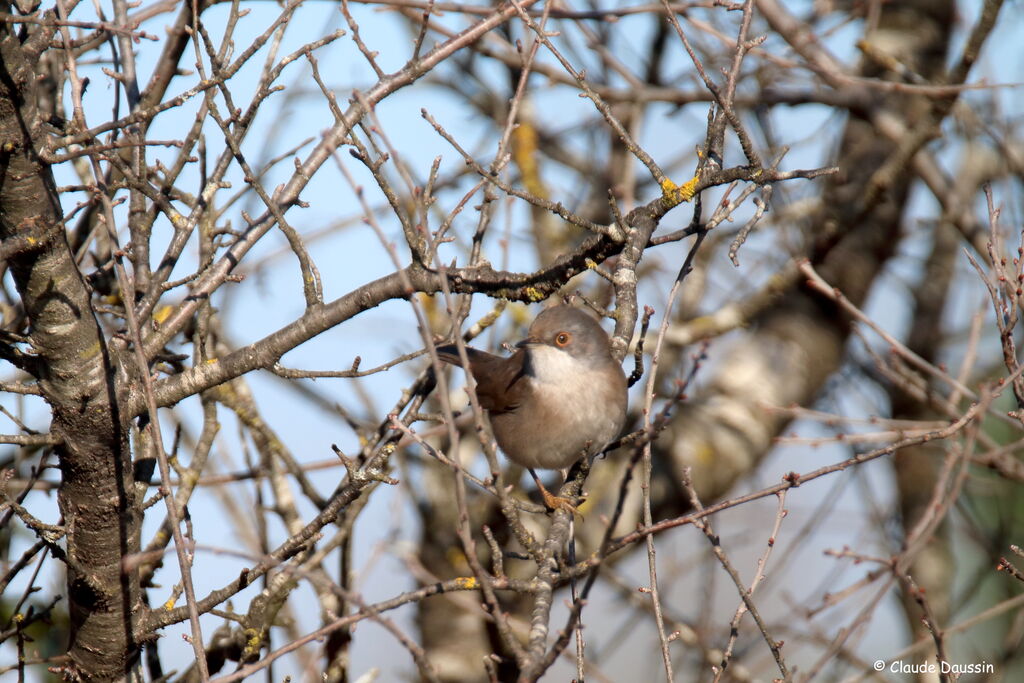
<box><xmin>555</xmin><ymin>332</ymin><xmax>571</xmax><ymax>347</ymax></box>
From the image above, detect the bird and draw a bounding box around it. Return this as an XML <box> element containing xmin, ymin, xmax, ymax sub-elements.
<box><xmin>435</xmin><ymin>304</ymin><xmax>628</xmax><ymax>512</ymax></box>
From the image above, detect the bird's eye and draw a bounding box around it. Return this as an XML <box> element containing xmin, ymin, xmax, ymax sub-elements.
<box><xmin>555</xmin><ymin>332</ymin><xmax>571</xmax><ymax>346</ymax></box>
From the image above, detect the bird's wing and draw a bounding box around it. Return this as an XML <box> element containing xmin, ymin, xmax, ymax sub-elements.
<box><xmin>435</xmin><ymin>344</ymin><xmax>527</xmax><ymax>414</ymax></box>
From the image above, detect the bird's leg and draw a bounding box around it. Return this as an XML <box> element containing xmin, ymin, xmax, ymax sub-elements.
<box><xmin>529</xmin><ymin>467</ymin><xmax>582</xmax><ymax>518</ymax></box>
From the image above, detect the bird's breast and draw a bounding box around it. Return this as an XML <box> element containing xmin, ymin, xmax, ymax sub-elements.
<box><xmin>491</xmin><ymin>346</ymin><xmax>626</xmax><ymax>470</ymax></box>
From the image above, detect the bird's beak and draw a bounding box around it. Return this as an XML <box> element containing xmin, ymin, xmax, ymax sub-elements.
<box><xmin>515</xmin><ymin>336</ymin><xmax>541</xmax><ymax>349</ymax></box>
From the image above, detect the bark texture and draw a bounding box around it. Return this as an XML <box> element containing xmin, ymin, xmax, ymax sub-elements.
<box><xmin>0</xmin><ymin>11</ymin><xmax>142</xmax><ymax>681</ymax></box>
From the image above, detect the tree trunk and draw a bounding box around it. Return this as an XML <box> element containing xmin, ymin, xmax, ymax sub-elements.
<box><xmin>0</xmin><ymin>15</ymin><xmax>142</xmax><ymax>681</ymax></box>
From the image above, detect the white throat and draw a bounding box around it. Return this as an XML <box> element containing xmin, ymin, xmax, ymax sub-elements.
<box><xmin>527</xmin><ymin>345</ymin><xmax>592</xmax><ymax>388</ymax></box>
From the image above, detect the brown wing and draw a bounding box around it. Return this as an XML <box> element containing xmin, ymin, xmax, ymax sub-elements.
<box><xmin>435</xmin><ymin>344</ymin><xmax>528</xmax><ymax>414</ymax></box>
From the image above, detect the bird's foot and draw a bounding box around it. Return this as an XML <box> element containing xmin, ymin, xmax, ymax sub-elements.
<box><xmin>535</xmin><ymin>478</ymin><xmax>584</xmax><ymax>519</ymax></box>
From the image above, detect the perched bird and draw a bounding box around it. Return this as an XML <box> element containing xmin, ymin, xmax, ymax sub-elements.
<box><xmin>435</xmin><ymin>305</ymin><xmax>628</xmax><ymax>511</ymax></box>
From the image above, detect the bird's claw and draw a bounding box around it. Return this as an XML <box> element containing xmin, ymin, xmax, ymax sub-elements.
<box><xmin>537</xmin><ymin>480</ymin><xmax>584</xmax><ymax>520</ymax></box>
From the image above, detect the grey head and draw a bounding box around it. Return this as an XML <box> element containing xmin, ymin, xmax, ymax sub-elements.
<box><xmin>518</xmin><ymin>305</ymin><xmax>617</xmax><ymax>369</ymax></box>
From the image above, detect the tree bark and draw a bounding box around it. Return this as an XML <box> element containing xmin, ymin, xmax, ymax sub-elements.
<box><xmin>0</xmin><ymin>13</ymin><xmax>142</xmax><ymax>681</ymax></box>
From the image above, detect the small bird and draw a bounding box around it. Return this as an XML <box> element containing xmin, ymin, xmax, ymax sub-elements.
<box><xmin>435</xmin><ymin>305</ymin><xmax>628</xmax><ymax>512</ymax></box>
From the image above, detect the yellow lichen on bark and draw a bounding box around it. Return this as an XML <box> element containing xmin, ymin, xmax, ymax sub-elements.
<box><xmin>660</xmin><ymin>176</ymin><xmax>699</xmax><ymax>209</ymax></box>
